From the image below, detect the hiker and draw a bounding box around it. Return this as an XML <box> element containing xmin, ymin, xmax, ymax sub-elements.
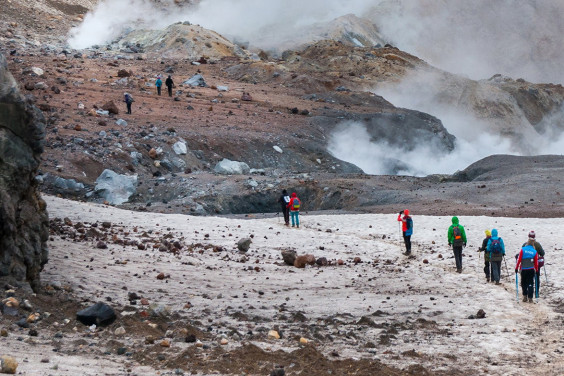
<box><xmin>479</xmin><ymin>230</ymin><xmax>494</xmax><ymax>282</ymax></box>
<box><xmin>123</xmin><ymin>92</ymin><xmax>134</xmax><ymax>114</ymax></box>
<box><xmin>155</xmin><ymin>75</ymin><xmax>162</xmax><ymax>96</ymax></box>
<box><xmin>397</xmin><ymin>209</ymin><xmax>413</xmax><ymax>255</ymax></box>
<box><xmin>447</xmin><ymin>216</ymin><xmax>466</xmax><ymax>273</ymax></box>
<box><xmin>486</xmin><ymin>229</ymin><xmax>505</xmax><ymax>284</ymax></box>
<box><xmin>287</xmin><ymin>192</ymin><xmax>301</xmax><ymax>228</ymax></box>
<box><xmin>522</xmin><ymin>230</ymin><xmax>545</xmax><ymax>291</ymax></box>
<box><xmin>277</xmin><ymin>189</ymin><xmax>290</xmax><ymax>226</ymax></box>
<box><xmin>165</xmin><ymin>75</ymin><xmax>174</xmax><ymax>97</ymax></box>
<box><xmin>515</xmin><ymin>237</ymin><xmax>539</xmax><ymax>303</ymax></box>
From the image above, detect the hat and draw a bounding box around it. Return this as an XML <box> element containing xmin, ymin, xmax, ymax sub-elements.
<box><xmin>404</xmin><ymin>209</ymin><xmax>409</xmax><ymax>216</ymax></box>
<box><xmin>485</xmin><ymin>230</ymin><xmax>491</xmax><ymax>236</ymax></box>
<box><xmin>291</xmin><ymin>192</ymin><xmax>297</xmax><ymax>197</ymax></box>
<box><xmin>528</xmin><ymin>230</ymin><xmax>535</xmax><ymax>239</ymax></box>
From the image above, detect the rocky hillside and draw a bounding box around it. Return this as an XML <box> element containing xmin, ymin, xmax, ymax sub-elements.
<box><xmin>0</xmin><ymin>53</ymin><xmax>49</xmax><ymax>291</ymax></box>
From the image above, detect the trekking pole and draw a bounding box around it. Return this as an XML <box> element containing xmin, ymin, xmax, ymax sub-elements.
<box><xmin>515</xmin><ymin>272</ymin><xmax>519</xmax><ymax>303</ymax></box>
<box><xmin>535</xmin><ymin>272</ymin><xmax>539</xmax><ymax>301</ymax></box>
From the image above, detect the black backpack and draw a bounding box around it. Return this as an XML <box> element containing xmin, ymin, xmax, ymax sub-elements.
<box><xmin>453</xmin><ymin>226</ymin><xmax>464</xmax><ymax>246</ymax></box>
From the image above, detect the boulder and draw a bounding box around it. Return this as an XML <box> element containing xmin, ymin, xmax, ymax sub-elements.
<box><xmin>214</xmin><ymin>159</ymin><xmax>250</xmax><ymax>175</ymax></box>
<box><xmin>94</xmin><ymin>169</ymin><xmax>137</xmax><ymax>205</ymax></box>
<box><xmin>0</xmin><ymin>355</ymin><xmax>18</xmax><ymax>374</ymax></box>
<box><xmin>101</xmin><ymin>101</ymin><xmax>119</xmax><ymax>115</ymax></box>
<box><xmin>183</xmin><ymin>74</ymin><xmax>207</xmax><ymax>87</ymax></box>
<box><xmin>237</xmin><ymin>238</ymin><xmax>252</xmax><ymax>253</ymax></box>
<box><xmin>172</xmin><ymin>141</ymin><xmax>188</xmax><ymax>155</ymax></box>
<box><xmin>281</xmin><ymin>250</ymin><xmax>297</xmax><ymax>266</ymax></box>
<box><xmin>0</xmin><ymin>53</ymin><xmax>49</xmax><ymax>292</ymax></box>
<box><xmin>76</xmin><ymin>302</ymin><xmax>116</xmax><ymax>326</ymax></box>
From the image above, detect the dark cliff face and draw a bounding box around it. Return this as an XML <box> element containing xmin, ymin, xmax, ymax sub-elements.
<box><xmin>0</xmin><ymin>53</ymin><xmax>49</xmax><ymax>291</ymax></box>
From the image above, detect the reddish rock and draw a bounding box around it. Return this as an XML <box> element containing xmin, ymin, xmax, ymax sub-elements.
<box><xmin>353</xmin><ymin>257</ymin><xmax>362</xmax><ymax>264</ymax></box>
<box><xmin>337</xmin><ymin>259</ymin><xmax>344</xmax><ymax>265</ymax></box>
<box><xmin>156</xmin><ymin>272</ymin><xmax>165</xmax><ymax>280</ymax></box>
<box><xmin>102</xmin><ymin>100</ymin><xmax>119</xmax><ymax>115</ymax></box>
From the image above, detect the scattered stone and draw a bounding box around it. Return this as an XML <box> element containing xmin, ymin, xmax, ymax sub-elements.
<box><xmin>299</xmin><ymin>337</ymin><xmax>309</xmax><ymax>344</ymax></box>
<box><xmin>273</xmin><ymin>146</ymin><xmax>283</xmax><ymax>153</ymax></box>
<box><xmin>28</xmin><ymin>329</ymin><xmax>38</xmax><ymax>336</ymax></box>
<box><xmin>337</xmin><ymin>259</ymin><xmax>344</xmax><ymax>265</ymax></box>
<box><xmin>476</xmin><ymin>309</ymin><xmax>486</xmax><ymax>319</ymax></box>
<box><xmin>270</xmin><ymin>367</ymin><xmax>285</xmax><ymax>376</ymax></box>
<box><xmin>281</xmin><ymin>250</ymin><xmax>297</xmax><ymax>266</ymax></box>
<box><xmin>294</xmin><ymin>254</ymin><xmax>315</xmax><ymax>268</ymax></box>
<box><xmin>220</xmin><ymin>338</ymin><xmax>228</xmax><ymax>345</ymax></box>
<box><xmin>316</xmin><ymin>257</ymin><xmax>328</xmax><ymax>266</ymax></box>
<box><xmin>172</xmin><ymin>141</ymin><xmax>187</xmax><ymax>155</ymax></box>
<box><xmin>115</xmin><ymin>119</ymin><xmax>127</xmax><ymax>127</ymax></box>
<box><xmin>0</xmin><ymin>329</ymin><xmax>7</xmax><ymax>337</ymax></box>
<box><xmin>268</xmin><ymin>330</ymin><xmax>280</xmax><ymax>339</ymax></box>
<box><xmin>241</xmin><ymin>92</ymin><xmax>252</xmax><ymax>101</ymax></box>
<box><xmin>117</xmin><ymin>69</ymin><xmax>131</xmax><ymax>77</ymax></box>
<box><xmin>94</xmin><ymin>169</ymin><xmax>137</xmax><ymax>205</ymax></box>
<box><xmin>145</xmin><ymin>336</ymin><xmax>155</xmax><ymax>344</ymax></box>
<box><xmin>185</xmin><ymin>334</ymin><xmax>196</xmax><ymax>343</ymax></box>
<box><xmin>96</xmin><ymin>241</ymin><xmax>107</xmax><ymax>249</ymax></box>
<box><xmin>423</xmin><ymin>259</ymin><xmax>429</xmax><ymax>264</ymax></box>
<box><xmin>237</xmin><ymin>238</ymin><xmax>252</xmax><ymax>253</ymax></box>
<box><xmin>117</xmin><ymin>347</ymin><xmax>127</xmax><ymax>355</ymax></box>
<box><xmin>76</xmin><ymin>302</ymin><xmax>116</xmax><ymax>326</ymax></box>
<box><xmin>156</xmin><ymin>272</ymin><xmax>165</xmax><ymax>280</ymax></box>
<box><xmin>353</xmin><ymin>257</ymin><xmax>362</xmax><ymax>264</ymax></box>
<box><xmin>102</xmin><ymin>101</ymin><xmax>119</xmax><ymax>115</ymax></box>
<box><xmin>114</xmin><ymin>327</ymin><xmax>126</xmax><ymax>335</ymax></box>
<box><xmin>0</xmin><ymin>355</ymin><xmax>18</xmax><ymax>374</ymax></box>
<box><xmin>160</xmin><ymin>339</ymin><xmax>171</xmax><ymax>347</ymax></box>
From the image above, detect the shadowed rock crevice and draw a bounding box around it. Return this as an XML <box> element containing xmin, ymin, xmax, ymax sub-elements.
<box><xmin>0</xmin><ymin>53</ymin><xmax>49</xmax><ymax>291</ymax></box>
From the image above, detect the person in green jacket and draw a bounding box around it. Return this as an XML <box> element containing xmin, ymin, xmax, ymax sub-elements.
<box><xmin>447</xmin><ymin>216</ymin><xmax>467</xmax><ymax>273</ymax></box>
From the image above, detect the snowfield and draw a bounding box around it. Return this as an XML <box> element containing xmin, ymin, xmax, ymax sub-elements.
<box><xmin>3</xmin><ymin>195</ymin><xmax>563</xmax><ymax>375</ymax></box>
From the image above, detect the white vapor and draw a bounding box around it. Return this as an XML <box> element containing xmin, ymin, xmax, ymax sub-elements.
<box><xmin>328</xmin><ymin>122</ymin><xmax>514</xmax><ymax>176</ymax></box>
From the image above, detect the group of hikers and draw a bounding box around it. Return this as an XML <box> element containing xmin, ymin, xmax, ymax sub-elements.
<box><xmin>277</xmin><ymin>190</ymin><xmax>301</xmax><ymax>228</ymax></box>
<box><xmin>122</xmin><ymin>75</ymin><xmax>176</xmax><ymax>114</ymax></box>
<box><xmin>397</xmin><ymin>210</ymin><xmax>546</xmax><ymax>303</ymax></box>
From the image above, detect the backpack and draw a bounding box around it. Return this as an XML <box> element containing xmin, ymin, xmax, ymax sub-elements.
<box><xmin>292</xmin><ymin>198</ymin><xmax>300</xmax><ymax>210</ymax></box>
<box><xmin>452</xmin><ymin>226</ymin><xmax>464</xmax><ymax>246</ymax></box>
<box><xmin>405</xmin><ymin>217</ymin><xmax>413</xmax><ymax>236</ymax></box>
<box><xmin>283</xmin><ymin>195</ymin><xmax>290</xmax><ymax>204</ymax></box>
<box><xmin>490</xmin><ymin>238</ymin><xmax>502</xmax><ymax>254</ymax></box>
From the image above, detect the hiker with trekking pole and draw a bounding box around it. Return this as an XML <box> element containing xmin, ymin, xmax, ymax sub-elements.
<box><xmin>515</xmin><ymin>236</ymin><xmax>539</xmax><ymax>303</ymax></box>
<box><xmin>397</xmin><ymin>209</ymin><xmax>413</xmax><ymax>255</ymax></box>
<box><xmin>478</xmin><ymin>230</ymin><xmax>493</xmax><ymax>282</ymax></box>
<box><xmin>522</xmin><ymin>230</ymin><xmax>546</xmax><ymax>291</ymax></box>
<box><xmin>486</xmin><ymin>229</ymin><xmax>505</xmax><ymax>284</ymax></box>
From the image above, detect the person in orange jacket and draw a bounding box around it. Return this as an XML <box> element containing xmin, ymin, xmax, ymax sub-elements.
<box><xmin>287</xmin><ymin>192</ymin><xmax>301</xmax><ymax>228</ymax></box>
<box><xmin>397</xmin><ymin>209</ymin><xmax>413</xmax><ymax>255</ymax></box>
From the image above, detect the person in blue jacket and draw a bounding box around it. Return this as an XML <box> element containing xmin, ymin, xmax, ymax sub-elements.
<box><xmin>155</xmin><ymin>75</ymin><xmax>162</xmax><ymax>96</ymax></box>
<box><xmin>486</xmin><ymin>229</ymin><xmax>505</xmax><ymax>284</ymax></box>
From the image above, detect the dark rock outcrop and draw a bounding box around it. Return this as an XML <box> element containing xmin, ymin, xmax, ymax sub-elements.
<box><xmin>0</xmin><ymin>53</ymin><xmax>48</xmax><ymax>291</ymax></box>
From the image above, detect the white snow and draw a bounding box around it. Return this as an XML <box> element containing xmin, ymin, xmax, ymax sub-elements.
<box><xmin>4</xmin><ymin>195</ymin><xmax>562</xmax><ymax>375</ymax></box>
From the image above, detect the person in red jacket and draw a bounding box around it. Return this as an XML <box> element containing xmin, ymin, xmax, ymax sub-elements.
<box><xmin>397</xmin><ymin>209</ymin><xmax>413</xmax><ymax>255</ymax></box>
<box><xmin>287</xmin><ymin>192</ymin><xmax>301</xmax><ymax>228</ymax></box>
<box><xmin>515</xmin><ymin>237</ymin><xmax>539</xmax><ymax>303</ymax></box>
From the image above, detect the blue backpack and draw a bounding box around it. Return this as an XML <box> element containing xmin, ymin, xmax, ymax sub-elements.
<box><xmin>490</xmin><ymin>238</ymin><xmax>502</xmax><ymax>254</ymax></box>
<box><xmin>405</xmin><ymin>217</ymin><xmax>413</xmax><ymax>236</ymax></box>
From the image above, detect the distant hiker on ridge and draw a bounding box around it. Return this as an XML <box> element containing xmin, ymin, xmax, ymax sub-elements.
<box><xmin>479</xmin><ymin>229</ymin><xmax>493</xmax><ymax>282</ymax></box>
<box><xmin>287</xmin><ymin>192</ymin><xmax>301</xmax><ymax>228</ymax></box>
<box><xmin>522</xmin><ymin>230</ymin><xmax>545</xmax><ymax>292</ymax></box>
<box><xmin>515</xmin><ymin>236</ymin><xmax>539</xmax><ymax>303</ymax></box>
<box><xmin>447</xmin><ymin>216</ymin><xmax>466</xmax><ymax>273</ymax></box>
<box><xmin>486</xmin><ymin>229</ymin><xmax>505</xmax><ymax>284</ymax></box>
<box><xmin>155</xmin><ymin>75</ymin><xmax>162</xmax><ymax>96</ymax></box>
<box><xmin>397</xmin><ymin>209</ymin><xmax>413</xmax><ymax>255</ymax></box>
<box><xmin>165</xmin><ymin>75</ymin><xmax>174</xmax><ymax>97</ymax></box>
<box><xmin>123</xmin><ymin>92</ymin><xmax>134</xmax><ymax>114</ymax></box>
<box><xmin>278</xmin><ymin>189</ymin><xmax>290</xmax><ymax>226</ymax></box>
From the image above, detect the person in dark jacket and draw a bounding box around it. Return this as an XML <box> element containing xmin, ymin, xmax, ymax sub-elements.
<box><xmin>515</xmin><ymin>237</ymin><xmax>539</xmax><ymax>303</ymax></box>
<box><xmin>522</xmin><ymin>230</ymin><xmax>545</xmax><ymax>293</ymax></box>
<box><xmin>487</xmin><ymin>229</ymin><xmax>505</xmax><ymax>284</ymax></box>
<box><xmin>397</xmin><ymin>209</ymin><xmax>413</xmax><ymax>255</ymax></box>
<box><xmin>165</xmin><ymin>75</ymin><xmax>174</xmax><ymax>97</ymax></box>
<box><xmin>123</xmin><ymin>92</ymin><xmax>134</xmax><ymax>114</ymax></box>
<box><xmin>447</xmin><ymin>216</ymin><xmax>467</xmax><ymax>273</ymax></box>
<box><xmin>277</xmin><ymin>189</ymin><xmax>290</xmax><ymax>226</ymax></box>
<box><xmin>479</xmin><ymin>230</ymin><xmax>493</xmax><ymax>282</ymax></box>
<box><xmin>287</xmin><ymin>192</ymin><xmax>301</xmax><ymax>228</ymax></box>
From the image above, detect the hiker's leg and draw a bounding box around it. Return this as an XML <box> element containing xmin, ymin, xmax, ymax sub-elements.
<box><xmin>290</xmin><ymin>211</ymin><xmax>296</xmax><ymax>226</ymax></box>
<box><xmin>520</xmin><ymin>271</ymin><xmax>527</xmax><ymax>296</ymax></box>
<box><xmin>283</xmin><ymin>208</ymin><xmax>289</xmax><ymax>224</ymax></box>
<box><xmin>295</xmin><ymin>212</ymin><xmax>299</xmax><ymax>227</ymax></box>
<box><xmin>453</xmin><ymin>246</ymin><xmax>462</xmax><ymax>269</ymax></box>
<box><xmin>405</xmin><ymin>235</ymin><xmax>411</xmax><ymax>253</ymax></box>
<box><xmin>484</xmin><ymin>260</ymin><xmax>490</xmax><ymax>280</ymax></box>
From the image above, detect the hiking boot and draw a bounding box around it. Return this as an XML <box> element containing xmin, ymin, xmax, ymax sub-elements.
<box><xmin>291</xmin><ymin>224</ymin><xmax>295</xmax><ymax>227</ymax></box>
<box><xmin>523</xmin><ymin>295</ymin><xmax>528</xmax><ymax>302</ymax></box>
<box><xmin>456</xmin><ymin>268</ymin><xmax>462</xmax><ymax>273</ymax></box>
<box><xmin>528</xmin><ymin>297</ymin><xmax>534</xmax><ymax>303</ymax></box>
<box><xmin>495</xmin><ymin>281</ymin><xmax>501</xmax><ymax>285</ymax></box>
<box><xmin>486</xmin><ymin>277</ymin><xmax>490</xmax><ymax>282</ymax></box>
<box><xmin>296</xmin><ymin>225</ymin><xmax>299</xmax><ymax>228</ymax></box>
